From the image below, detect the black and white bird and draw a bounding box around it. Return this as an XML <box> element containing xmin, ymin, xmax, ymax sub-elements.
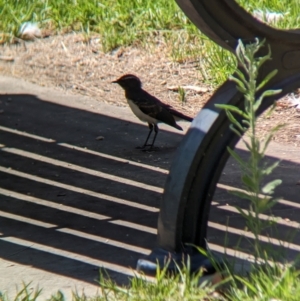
<box><xmin>112</xmin><ymin>74</ymin><xmax>193</xmax><ymax>150</ymax></box>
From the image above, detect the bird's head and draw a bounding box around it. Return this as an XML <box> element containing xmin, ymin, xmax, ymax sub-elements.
<box><xmin>112</xmin><ymin>74</ymin><xmax>142</xmax><ymax>90</ymax></box>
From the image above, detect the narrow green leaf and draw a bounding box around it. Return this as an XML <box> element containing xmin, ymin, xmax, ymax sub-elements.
<box><xmin>226</xmin><ymin>110</ymin><xmax>239</xmax><ymax>125</ymax></box>
<box><xmin>261</xmin><ymin>179</ymin><xmax>282</xmax><ymax>195</ymax></box>
<box><xmin>229</xmin><ymin>76</ymin><xmax>247</xmax><ymax>92</ymax></box>
<box><xmin>241</xmin><ymin>119</ymin><xmax>250</xmax><ymax>127</ymax></box>
<box><xmin>214</xmin><ymin>104</ymin><xmax>227</xmax><ymax>110</ymax></box>
<box><xmin>230</xmin><ymin>189</ymin><xmax>253</xmax><ymax>201</ymax></box>
<box><xmin>229</xmin><ymin>124</ymin><xmax>243</xmax><ymax>137</ymax></box>
<box><xmin>215</xmin><ymin>104</ymin><xmax>248</xmax><ymax>119</ymax></box>
<box><xmin>252</xmin><ymin>38</ymin><xmax>265</xmax><ymax>56</ymax></box>
<box><xmin>236</xmin><ymin>40</ymin><xmax>247</xmax><ymax>70</ymax></box>
<box><xmin>234</xmin><ymin>69</ymin><xmax>248</xmax><ymax>85</ymax></box>
<box><xmin>265</xmin><ymin>102</ymin><xmax>277</xmax><ymax>118</ymax></box>
<box><xmin>258</xmin><ymin>88</ymin><xmax>282</xmax><ymax>100</ymax></box>
<box><xmin>227</xmin><ymin>147</ymin><xmax>249</xmax><ymax>170</ymax></box>
<box><xmin>253</xmin><ymin>95</ymin><xmax>263</xmax><ymax>112</ymax></box>
<box><xmin>263</xmin><ymin>197</ymin><xmax>279</xmax><ymax>211</ymax></box>
<box><xmin>257</xmin><ymin>46</ymin><xmax>271</xmax><ymax>65</ymax></box>
<box><xmin>226</xmin><ymin>111</ymin><xmax>245</xmax><ymax>133</ymax></box>
<box><xmin>262</xmin><ymin>161</ymin><xmax>280</xmax><ymax>176</ymax></box>
<box><xmin>242</xmin><ymin>174</ymin><xmax>255</xmax><ymax>190</ymax></box>
<box><xmin>242</xmin><ymin>138</ymin><xmax>252</xmax><ymax>152</ymax></box>
<box><xmin>256</xmin><ymin>69</ymin><xmax>278</xmax><ymax>91</ymax></box>
<box><xmin>253</xmin><ymin>89</ymin><xmax>282</xmax><ymax>112</ymax></box>
<box><xmin>262</xmin><ymin>123</ymin><xmax>286</xmax><ymax>154</ymax></box>
<box><xmin>256</xmin><ymin>139</ymin><xmax>261</xmax><ymax>154</ymax></box>
<box><xmin>235</xmin><ymin>206</ymin><xmax>252</xmax><ymax>219</ymax></box>
<box><xmin>236</xmin><ymin>85</ymin><xmax>247</xmax><ymax>94</ymax></box>
<box><xmin>256</xmin><ymin>53</ymin><xmax>272</xmax><ymax>69</ymax></box>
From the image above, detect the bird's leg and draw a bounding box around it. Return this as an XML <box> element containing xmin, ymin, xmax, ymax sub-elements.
<box><xmin>136</xmin><ymin>123</ymin><xmax>153</xmax><ymax>149</ymax></box>
<box><xmin>147</xmin><ymin>124</ymin><xmax>159</xmax><ymax>150</ymax></box>
<box><xmin>142</xmin><ymin>125</ymin><xmax>159</xmax><ymax>152</ymax></box>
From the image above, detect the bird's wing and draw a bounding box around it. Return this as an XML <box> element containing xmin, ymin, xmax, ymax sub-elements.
<box><xmin>137</xmin><ymin>91</ymin><xmax>192</xmax><ymax>122</ymax></box>
<box><xmin>127</xmin><ymin>90</ymin><xmax>182</xmax><ymax>130</ymax></box>
<box><xmin>167</xmin><ymin>108</ymin><xmax>193</xmax><ymax>122</ymax></box>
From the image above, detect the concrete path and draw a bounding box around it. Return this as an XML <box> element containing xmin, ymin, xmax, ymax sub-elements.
<box><xmin>0</xmin><ymin>76</ymin><xmax>300</xmax><ymax>299</ymax></box>
<box><xmin>0</xmin><ymin>76</ymin><xmax>189</xmax><ymax>299</ymax></box>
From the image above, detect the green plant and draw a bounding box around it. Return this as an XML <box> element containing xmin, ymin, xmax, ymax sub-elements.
<box><xmin>215</xmin><ymin>38</ymin><xmax>284</xmax><ymax>262</ymax></box>
<box><xmin>177</xmin><ymin>86</ymin><xmax>186</xmax><ymax>104</ymax></box>
<box><xmin>96</xmin><ymin>262</ymin><xmax>221</xmax><ymax>301</ymax></box>
<box><xmin>1</xmin><ymin>0</ymin><xmax>300</xmax><ymax>87</ymax></box>
<box><xmin>228</xmin><ymin>262</ymin><xmax>300</xmax><ymax>301</ymax></box>
<box><xmin>236</xmin><ymin>0</ymin><xmax>299</xmax><ymax>29</ymax></box>
<box><xmin>0</xmin><ymin>283</ymin><xmax>42</xmax><ymax>301</ymax></box>
<box><xmin>48</xmin><ymin>291</ymin><xmax>65</xmax><ymax>301</ymax></box>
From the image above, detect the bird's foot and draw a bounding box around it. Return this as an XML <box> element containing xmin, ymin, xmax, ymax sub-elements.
<box><xmin>142</xmin><ymin>146</ymin><xmax>159</xmax><ymax>152</ymax></box>
<box><xmin>136</xmin><ymin>144</ymin><xmax>152</xmax><ymax>150</ymax></box>
<box><xmin>136</xmin><ymin>144</ymin><xmax>159</xmax><ymax>152</ymax></box>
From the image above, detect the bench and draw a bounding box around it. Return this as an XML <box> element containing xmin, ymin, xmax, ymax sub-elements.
<box><xmin>136</xmin><ymin>0</ymin><xmax>300</xmax><ymax>275</ymax></box>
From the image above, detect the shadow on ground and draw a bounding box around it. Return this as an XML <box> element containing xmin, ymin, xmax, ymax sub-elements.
<box><xmin>0</xmin><ymin>93</ymin><xmax>300</xmax><ymax>289</ymax></box>
<box><xmin>209</xmin><ymin>146</ymin><xmax>300</xmax><ymax>266</ymax></box>
<box><xmin>0</xmin><ymin>93</ymin><xmax>184</xmax><ymax>286</ymax></box>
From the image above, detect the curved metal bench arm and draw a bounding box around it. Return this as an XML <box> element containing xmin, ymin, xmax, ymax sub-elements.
<box><xmin>137</xmin><ymin>0</ymin><xmax>300</xmax><ymax>275</ymax></box>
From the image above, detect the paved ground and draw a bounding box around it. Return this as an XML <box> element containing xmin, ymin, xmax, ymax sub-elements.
<box><xmin>0</xmin><ymin>76</ymin><xmax>190</xmax><ymax>299</ymax></box>
<box><xmin>0</xmin><ymin>76</ymin><xmax>300</xmax><ymax>300</ymax></box>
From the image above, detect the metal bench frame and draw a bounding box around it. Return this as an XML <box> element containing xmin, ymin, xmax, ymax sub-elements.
<box><xmin>137</xmin><ymin>0</ymin><xmax>300</xmax><ymax>275</ymax></box>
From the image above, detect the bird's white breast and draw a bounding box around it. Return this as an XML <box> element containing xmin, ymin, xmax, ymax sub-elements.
<box><xmin>127</xmin><ymin>99</ymin><xmax>158</xmax><ymax>124</ymax></box>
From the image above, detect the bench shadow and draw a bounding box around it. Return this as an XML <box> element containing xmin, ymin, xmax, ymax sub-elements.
<box><xmin>0</xmin><ymin>93</ymin><xmax>300</xmax><ymax>288</ymax></box>
<box><xmin>0</xmin><ymin>93</ymin><xmax>184</xmax><ymax>287</ymax></box>
<box><xmin>209</xmin><ymin>147</ymin><xmax>300</xmax><ymax>268</ymax></box>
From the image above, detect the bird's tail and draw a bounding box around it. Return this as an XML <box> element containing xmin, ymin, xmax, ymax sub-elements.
<box><xmin>169</xmin><ymin>109</ymin><xmax>193</xmax><ymax>122</ymax></box>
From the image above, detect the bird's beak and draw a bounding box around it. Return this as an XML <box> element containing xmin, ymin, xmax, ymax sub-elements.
<box><xmin>112</xmin><ymin>80</ymin><xmax>118</xmax><ymax>84</ymax></box>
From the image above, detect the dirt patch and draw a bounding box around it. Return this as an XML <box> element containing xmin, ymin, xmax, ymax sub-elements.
<box><xmin>0</xmin><ymin>33</ymin><xmax>299</xmax><ymax>147</ymax></box>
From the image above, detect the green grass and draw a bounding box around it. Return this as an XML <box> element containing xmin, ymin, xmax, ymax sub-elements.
<box><xmin>0</xmin><ymin>0</ymin><xmax>195</xmax><ymax>50</ymax></box>
<box><xmin>236</xmin><ymin>0</ymin><xmax>300</xmax><ymax>28</ymax></box>
<box><xmin>229</xmin><ymin>263</ymin><xmax>300</xmax><ymax>301</ymax></box>
<box><xmin>1</xmin><ymin>0</ymin><xmax>299</xmax><ymax>86</ymax></box>
<box><xmin>0</xmin><ymin>265</ymin><xmax>221</xmax><ymax>301</ymax></box>
<box><xmin>2</xmin><ymin>261</ymin><xmax>300</xmax><ymax>301</ymax></box>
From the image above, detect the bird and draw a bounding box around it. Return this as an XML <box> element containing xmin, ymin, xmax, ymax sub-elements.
<box><xmin>112</xmin><ymin>74</ymin><xmax>193</xmax><ymax>150</ymax></box>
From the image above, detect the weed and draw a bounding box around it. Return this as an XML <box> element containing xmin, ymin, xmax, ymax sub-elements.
<box><xmin>216</xmin><ymin>39</ymin><xmax>284</xmax><ymax>262</ymax></box>
<box><xmin>0</xmin><ymin>283</ymin><xmax>42</xmax><ymax>301</ymax></box>
<box><xmin>177</xmin><ymin>86</ymin><xmax>186</xmax><ymax>104</ymax></box>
